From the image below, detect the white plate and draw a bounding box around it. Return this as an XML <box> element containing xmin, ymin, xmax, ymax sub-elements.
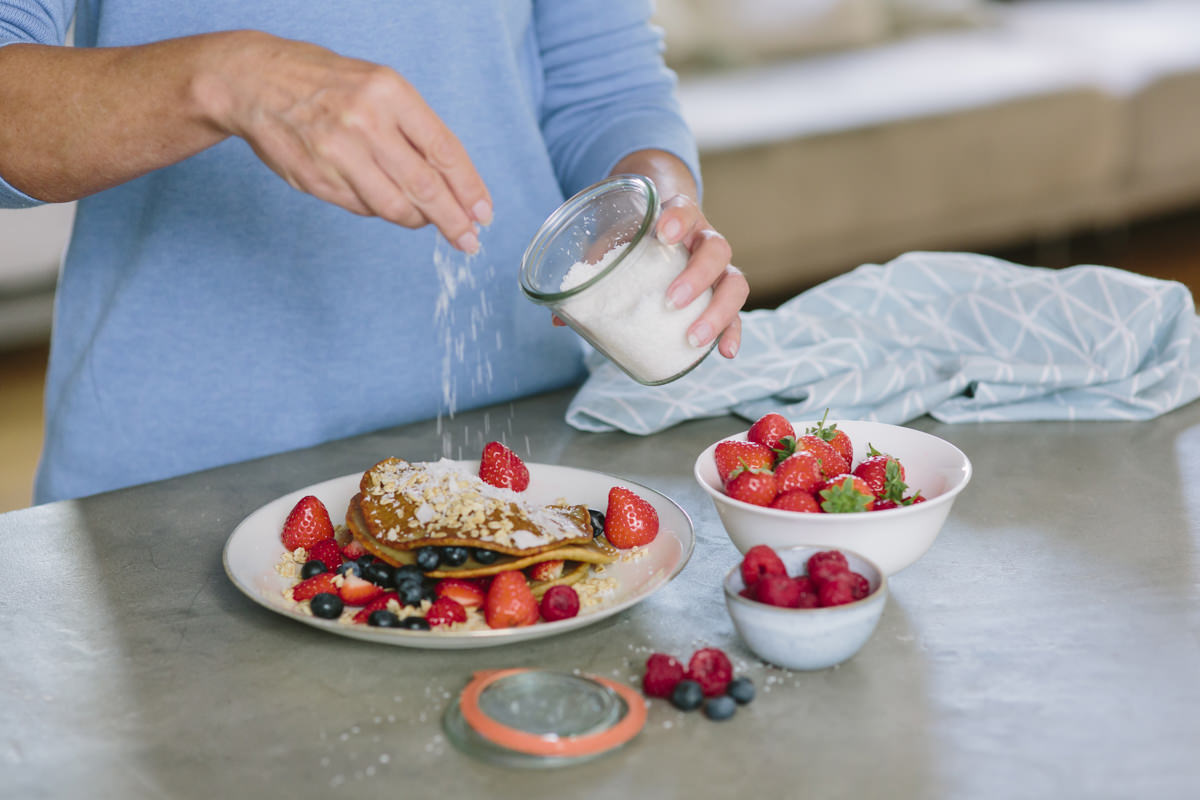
<box><xmin>222</xmin><ymin>462</ymin><xmax>694</xmax><ymax>649</ymax></box>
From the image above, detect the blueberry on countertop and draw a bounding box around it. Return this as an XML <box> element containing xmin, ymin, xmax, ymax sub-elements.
<box><xmin>309</xmin><ymin>592</ymin><xmax>343</xmax><ymax>620</ymax></box>
<box><xmin>703</xmin><ymin>695</ymin><xmax>737</xmax><ymax>721</ymax></box>
<box><xmin>300</xmin><ymin>559</ymin><xmax>328</xmax><ymax>579</ymax></box>
<box><xmin>472</xmin><ymin>548</ymin><xmax>499</xmax><ymax>565</ymax></box>
<box><xmin>588</xmin><ymin>509</ymin><xmax>606</xmax><ymax>538</ymax></box>
<box><xmin>400</xmin><ymin>616</ymin><xmax>431</xmax><ymax>631</ymax></box>
<box><xmin>670</xmin><ymin>679</ymin><xmax>705</xmax><ymax>712</ymax></box>
<box><xmin>415</xmin><ymin>547</ymin><xmax>441</xmax><ymax>571</ymax></box>
<box><xmin>726</xmin><ymin>677</ymin><xmax>755</xmax><ymax>705</ymax></box>
<box><xmin>367</xmin><ymin>609</ymin><xmax>400</xmax><ymax>628</ymax></box>
<box><xmin>441</xmin><ymin>546</ymin><xmax>469</xmax><ymax>567</ymax></box>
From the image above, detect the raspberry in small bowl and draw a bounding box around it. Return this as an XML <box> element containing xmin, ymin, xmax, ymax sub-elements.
<box><xmin>724</xmin><ymin>545</ymin><xmax>887</xmax><ymax>671</ymax></box>
<box><xmin>694</xmin><ymin>416</ymin><xmax>972</xmax><ymax>576</ymax></box>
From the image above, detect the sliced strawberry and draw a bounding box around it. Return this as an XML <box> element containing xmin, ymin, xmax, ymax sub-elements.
<box><xmin>352</xmin><ymin>591</ymin><xmax>400</xmax><ymax>624</ymax></box>
<box><xmin>290</xmin><ymin>572</ymin><xmax>338</xmax><ymax>602</ymax></box>
<box><xmin>726</xmin><ymin>467</ymin><xmax>778</xmax><ymax>507</ymax></box>
<box><xmin>307</xmin><ymin>538</ymin><xmax>343</xmax><ymax>572</ymax></box>
<box><xmin>603</xmin><ymin>486</ymin><xmax>660</xmax><ymax>549</ymax></box>
<box><xmin>426</xmin><ymin>597</ymin><xmax>468</xmax><ymax>627</ymax></box>
<box><xmin>340</xmin><ymin>537</ymin><xmax>368</xmax><ymax>560</ymax></box>
<box><xmin>527</xmin><ymin>559</ymin><xmax>564</xmax><ymax>583</ymax></box>
<box><xmin>435</xmin><ymin>578</ymin><xmax>485</xmax><ymax>609</ymax></box>
<box><xmin>747</xmin><ymin>412</ymin><xmax>796</xmax><ymax>453</ymax></box>
<box><xmin>281</xmin><ymin>495</ymin><xmax>335</xmax><ymax>552</ymax></box>
<box><xmin>484</xmin><ymin>570</ymin><xmax>539</xmax><ymax>629</ymax></box>
<box><xmin>338</xmin><ymin>573</ymin><xmax>384</xmax><ymax>606</ymax></box>
<box><xmin>713</xmin><ymin>440</ymin><xmax>774</xmax><ymax>484</ymax></box>
<box><xmin>478</xmin><ymin>441</ymin><xmax>530</xmax><ymax>492</ymax></box>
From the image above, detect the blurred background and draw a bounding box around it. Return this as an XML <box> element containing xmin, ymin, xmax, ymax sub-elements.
<box><xmin>3</xmin><ymin>0</ymin><xmax>1200</xmax><ymax>511</ymax></box>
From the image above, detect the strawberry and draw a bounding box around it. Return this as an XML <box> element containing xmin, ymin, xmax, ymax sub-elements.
<box><xmin>796</xmin><ymin>434</ymin><xmax>849</xmax><ymax>479</ymax></box>
<box><xmin>484</xmin><ymin>570</ymin><xmax>539</xmax><ymax>628</ymax></box>
<box><xmin>340</xmin><ymin>537</ymin><xmax>368</xmax><ymax>561</ymax></box>
<box><xmin>352</xmin><ymin>591</ymin><xmax>399</xmax><ymax>624</ymax></box>
<box><xmin>539</xmin><ymin>585</ymin><xmax>581</xmax><ymax>622</ymax></box>
<box><xmin>426</xmin><ymin>597</ymin><xmax>468</xmax><ymax>627</ymax></box>
<box><xmin>281</xmin><ymin>495</ymin><xmax>335</xmax><ymax>552</ymax></box>
<box><xmin>527</xmin><ymin>559</ymin><xmax>564</xmax><ymax>583</ymax></box>
<box><xmin>854</xmin><ymin>444</ymin><xmax>907</xmax><ymax>498</ymax></box>
<box><xmin>747</xmin><ymin>412</ymin><xmax>796</xmax><ymax>453</ymax></box>
<box><xmin>603</xmin><ymin>486</ymin><xmax>659</xmax><ymax>549</ymax></box>
<box><xmin>818</xmin><ymin>474</ymin><xmax>875</xmax><ymax>513</ymax></box>
<box><xmin>686</xmin><ymin>648</ymin><xmax>733</xmax><ymax>697</ymax></box>
<box><xmin>642</xmin><ymin>653</ymin><xmax>685</xmax><ymax>698</ymax></box>
<box><xmin>805</xmin><ymin>409</ymin><xmax>854</xmax><ymax>469</ymax></box>
<box><xmin>290</xmin><ymin>572</ymin><xmax>338</xmax><ymax>602</ymax></box>
<box><xmin>338</xmin><ymin>573</ymin><xmax>384</xmax><ymax>606</ymax></box>
<box><xmin>478</xmin><ymin>441</ymin><xmax>530</xmax><ymax>492</ymax></box>
<box><xmin>774</xmin><ymin>450</ymin><xmax>824</xmax><ymax>495</ymax></box>
<box><xmin>307</xmin><ymin>538</ymin><xmax>343</xmax><ymax>572</ymax></box>
<box><xmin>725</xmin><ymin>467</ymin><xmax>778</xmax><ymax>507</ymax></box>
<box><xmin>435</xmin><ymin>578</ymin><xmax>485</xmax><ymax>609</ymax></box>
<box><xmin>713</xmin><ymin>440</ymin><xmax>775</xmax><ymax>484</ymax></box>
<box><xmin>769</xmin><ymin>489</ymin><xmax>821</xmax><ymax>513</ymax></box>
<box><xmin>740</xmin><ymin>544</ymin><xmax>787</xmax><ymax>587</ymax></box>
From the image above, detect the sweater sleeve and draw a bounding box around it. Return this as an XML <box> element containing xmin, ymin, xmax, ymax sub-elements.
<box><xmin>532</xmin><ymin>0</ymin><xmax>701</xmax><ymax>200</ymax></box>
<box><xmin>0</xmin><ymin>0</ymin><xmax>74</xmax><ymax>208</ymax></box>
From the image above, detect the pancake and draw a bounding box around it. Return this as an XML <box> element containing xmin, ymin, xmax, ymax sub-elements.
<box><xmin>346</xmin><ymin>457</ymin><xmax>617</xmax><ymax>578</ymax></box>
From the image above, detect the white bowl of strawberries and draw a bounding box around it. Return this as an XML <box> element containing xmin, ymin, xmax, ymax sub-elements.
<box><xmin>693</xmin><ymin>412</ymin><xmax>972</xmax><ymax>576</ymax></box>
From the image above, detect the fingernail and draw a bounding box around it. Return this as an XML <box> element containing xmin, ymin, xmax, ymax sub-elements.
<box><xmin>688</xmin><ymin>321</ymin><xmax>713</xmax><ymax>348</ymax></box>
<box><xmin>661</xmin><ymin>218</ymin><xmax>682</xmax><ymax>243</ymax></box>
<box><xmin>457</xmin><ymin>231</ymin><xmax>480</xmax><ymax>254</ymax></box>
<box><xmin>666</xmin><ymin>284</ymin><xmax>691</xmax><ymax>310</ymax></box>
<box><xmin>725</xmin><ymin>337</ymin><xmax>739</xmax><ymax>358</ymax></box>
<box><xmin>472</xmin><ymin>200</ymin><xmax>493</xmax><ymax>226</ymax></box>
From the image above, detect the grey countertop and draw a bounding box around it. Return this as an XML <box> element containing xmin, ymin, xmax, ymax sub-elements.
<box><xmin>4</xmin><ymin>389</ymin><xmax>1199</xmax><ymax>799</ymax></box>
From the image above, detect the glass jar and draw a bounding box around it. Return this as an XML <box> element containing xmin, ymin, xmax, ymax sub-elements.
<box><xmin>520</xmin><ymin>174</ymin><xmax>716</xmax><ymax>385</ymax></box>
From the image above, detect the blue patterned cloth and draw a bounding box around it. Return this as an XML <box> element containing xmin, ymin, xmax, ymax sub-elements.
<box><xmin>565</xmin><ymin>251</ymin><xmax>1200</xmax><ymax>433</ymax></box>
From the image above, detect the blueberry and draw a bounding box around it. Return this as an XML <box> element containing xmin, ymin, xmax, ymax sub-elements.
<box><xmin>726</xmin><ymin>677</ymin><xmax>755</xmax><ymax>705</ymax></box>
<box><xmin>400</xmin><ymin>616</ymin><xmax>431</xmax><ymax>631</ymax></box>
<box><xmin>395</xmin><ymin>579</ymin><xmax>425</xmax><ymax>608</ymax></box>
<box><xmin>441</xmin><ymin>546</ymin><xmax>469</xmax><ymax>567</ymax></box>
<box><xmin>472</xmin><ymin>548</ymin><xmax>499</xmax><ymax>565</ymax></box>
<box><xmin>419</xmin><ymin>579</ymin><xmax>438</xmax><ymax>603</ymax></box>
<box><xmin>703</xmin><ymin>695</ymin><xmax>737</xmax><ymax>721</ymax></box>
<box><xmin>355</xmin><ymin>554</ymin><xmax>377</xmax><ymax>569</ymax></box>
<box><xmin>300</xmin><ymin>559</ymin><xmax>328</xmax><ymax>579</ymax></box>
<box><xmin>362</xmin><ymin>560</ymin><xmax>394</xmax><ymax>587</ymax></box>
<box><xmin>309</xmin><ymin>592</ymin><xmax>343</xmax><ymax>620</ymax></box>
<box><xmin>588</xmin><ymin>509</ymin><xmax>605</xmax><ymax>538</ymax></box>
<box><xmin>394</xmin><ymin>564</ymin><xmax>425</xmax><ymax>585</ymax></box>
<box><xmin>415</xmin><ymin>547</ymin><xmax>441</xmax><ymax>571</ymax></box>
<box><xmin>336</xmin><ymin>561</ymin><xmax>361</xmax><ymax>577</ymax></box>
<box><xmin>367</xmin><ymin>609</ymin><xmax>400</xmax><ymax>627</ymax></box>
<box><xmin>669</xmin><ymin>679</ymin><xmax>704</xmax><ymax>712</ymax></box>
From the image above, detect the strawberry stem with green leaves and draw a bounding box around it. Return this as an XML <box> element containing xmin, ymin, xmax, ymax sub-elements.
<box><xmin>819</xmin><ymin>476</ymin><xmax>874</xmax><ymax>513</ymax></box>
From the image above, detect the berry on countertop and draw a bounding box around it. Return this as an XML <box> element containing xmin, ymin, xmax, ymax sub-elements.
<box><xmin>726</xmin><ymin>676</ymin><xmax>756</xmax><ymax>705</ymax></box>
<box><xmin>713</xmin><ymin>440</ymin><xmax>775</xmax><ymax>484</ymax></box>
<box><xmin>539</xmin><ymin>585</ymin><xmax>580</xmax><ymax>622</ymax></box>
<box><xmin>686</xmin><ymin>648</ymin><xmax>733</xmax><ymax>697</ymax></box>
<box><xmin>747</xmin><ymin>412</ymin><xmax>796</xmax><ymax>453</ymax></box>
<box><xmin>740</xmin><ymin>544</ymin><xmax>787</xmax><ymax>588</ymax></box>
<box><xmin>426</xmin><ymin>597</ymin><xmax>468</xmax><ymax>627</ymax></box>
<box><xmin>290</xmin><ymin>572</ymin><xmax>338</xmax><ymax>602</ymax></box>
<box><xmin>703</xmin><ymin>695</ymin><xmax>737</xmax><ymax>721</ymax></box>
<box><xmin>642</xmin><ymin>653</ymin><xmax>685</xmax><ymax>698</ymax></box>
<box><xmin>309</xmin><ymin>592</ymin><xmax>343</xmax><ymax>620</ymax></box>
<box><xmin>281</xmin><ymin>495</ymin><xmax>335</xmax><ymax>552</ymax></box>
<box><xmin>669</xmin><ymin>679</ymin><xmax>705</xmax><ymax>711</ymax></box>
<box><xmin>603</xmin><ymin>486</ymin><xmax>660</xmax><ymax>549</ymax></box>
<box><xmin>484</xmin><ymin>570</ymin><xmax>539</xmax><ymax>629</ymax></box>
<box><xmin>478</xmin><ymin>441</ymin><xmax>530</xmax><ymax>492</ymax></box>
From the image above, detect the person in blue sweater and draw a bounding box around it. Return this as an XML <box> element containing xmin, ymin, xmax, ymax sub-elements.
<box><xmin>0</xmin><ymin>2</ymin><xmax>748</xmax><ymax>503</ymax></box>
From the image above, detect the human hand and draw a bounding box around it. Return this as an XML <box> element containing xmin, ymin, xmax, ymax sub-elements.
<box><xmin>200</xmin><ymin>31</ymin><xmax>491</xmax><ymax>252</ymax></box>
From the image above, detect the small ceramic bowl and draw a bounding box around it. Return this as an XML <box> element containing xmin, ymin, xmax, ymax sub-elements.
<box><xmin>724</xmin><ymin>545</ymin><xmax>887</xmax><ymax>671</ymax></box>
<box><xmin>695</xmin><ymin>419</ymin><xmax>972</xmax><ymax>575</ymax></box>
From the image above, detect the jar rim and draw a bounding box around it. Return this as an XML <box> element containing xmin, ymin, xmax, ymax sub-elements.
<box><xmin>519</xmin><ymin>174</ymin><xmax>659</xmax><ymax>304</ymax></box>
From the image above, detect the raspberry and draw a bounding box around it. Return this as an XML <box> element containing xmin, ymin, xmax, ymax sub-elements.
<box><xmin>806</xmin><ymin>550</ymin><xmax>850</xmax><ymax>584</ymax></box>
<box><xmin>740</xmin><ymin>544</ymin><xmax>786</xmax><ymax>588</ymax></box>
<box><xmin>793</xmin><ymin>575</ymin><xmax>820</xmax><ymax>608</ymax></box>
<box><xmin>539</xmin><ymin>585</ymin><xmax>581</xmax><ymax>622</ymax></box>
<box><xmin>686</xmin><ymin>648</ymin><xmax>733</xmax><ymax>697</ymax></box>
<box><xmin>817</xmin><ymin>574</ymin><xmax>857</xmax><ymax>607</ymax></box>
<box><xmin>846</xmin><ymin>571</ymin><xmax>871</xmax><ymax>600</ymax></box>
<box><xmin>642</xmin><ymin>653</ymin><xmax>685</xmax><ymax>698</ymax></box>
<box><xmin>307</xmin><ymin>538</ymin><xmax>343</xmax><ymax>572</ymax></box>
<box><xmin>753</xmin><ymin>574</ymin><xmax>802</xmax><ymax>608</ymax></box>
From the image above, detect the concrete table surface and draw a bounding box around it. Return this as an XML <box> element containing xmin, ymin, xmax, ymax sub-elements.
<box><xmin>3</xmin><ymin>389</ymin><xmax>1199</xmax><ymax>799</ymax></box>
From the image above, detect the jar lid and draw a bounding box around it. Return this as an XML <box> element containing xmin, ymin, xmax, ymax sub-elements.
<box><xmin>443</xmin><ymin>668</ymin><xmax>647</xmax><ymax>768</ymax></box>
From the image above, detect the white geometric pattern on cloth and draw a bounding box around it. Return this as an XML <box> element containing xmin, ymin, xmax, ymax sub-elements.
<box><xmin>565</xmin><ymin>251</ymin><xmax>1200</xmax><ymax>433</ymax></box>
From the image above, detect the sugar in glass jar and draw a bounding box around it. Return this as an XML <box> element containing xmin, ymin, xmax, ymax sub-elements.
<box><xmin>520</xmin><ymin>175</ymin><xmax>716</xmax><ymax>385</ymax></box>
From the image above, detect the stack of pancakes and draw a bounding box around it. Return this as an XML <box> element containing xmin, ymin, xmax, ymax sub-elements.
<box><xmin>345</xmin><ymin>457</ymin><xmax>616</xmax><ymax>592</ymax></box>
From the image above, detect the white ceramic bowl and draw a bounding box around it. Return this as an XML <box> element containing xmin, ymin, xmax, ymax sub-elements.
<box><xmin>695</xmin><ymin>419</ymin><xmax>971</xmax><ymax>575</ymax></box>
<box><xmin>724</xmin><ymin>546</ymin><xmax>887</xmax><ymax>671</ymax></box>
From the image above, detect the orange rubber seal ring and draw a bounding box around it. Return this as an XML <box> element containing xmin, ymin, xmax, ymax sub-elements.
<box><xmin>458</xmin><ymin>669</ymin><xmax>646</xmax><ymax>758</ymax></box>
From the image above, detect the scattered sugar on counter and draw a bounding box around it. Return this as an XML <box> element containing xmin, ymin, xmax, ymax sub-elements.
<box><xmin>558</xmin><ymin>240</ymin><xmax>712</xmax><ymax>383</ymax></box>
